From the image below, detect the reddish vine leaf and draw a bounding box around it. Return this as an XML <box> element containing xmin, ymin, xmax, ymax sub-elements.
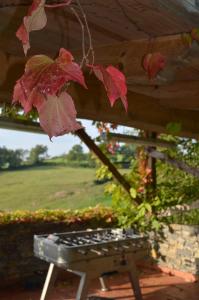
<box><xmin>55</xmin><ymin>48</ymin><xmax>87</xmax><ymax>88</ymax></box>
<box><xmin>13</xmin><ymin>48</ymin><xmax>86</xmax><ymax>137</ymax></box>
<box><xmin>88</xmin><ymin>65</ymin><xmax>128</xmax><ymax>111</ymax></box>
<box><xmin>16</xmin><ymin>0</ymin><xmax>72</xmax><ymax>55</ymax></box>
<box><xmin>13</xmin><ymin>48</ymin><xmax>86</xmax><ymax>113</ymax></box>
<box><xmin>13</xmin><ymin>80</ymin><xmax>46</xmax><ymax>113</ymax></box>
<box><xmin>16</xmin><ymin>0</ymin><xmax>47</xmax><ymax>55</ymax></box>
<box><xmin>143</xmin><ymin>52</ymin><xmax>166</xmax><ymax>79</ymax></box>
<box><xmin>39</xmin><ymin>92</ymin><xmax>82</xmax><ymax>139</ymax></box>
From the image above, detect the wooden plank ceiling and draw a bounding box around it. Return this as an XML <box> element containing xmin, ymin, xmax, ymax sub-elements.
<box><xmin>1</xmin><ymin>0</ymin><xmax>199</xmax><ymax>138</ymax></box>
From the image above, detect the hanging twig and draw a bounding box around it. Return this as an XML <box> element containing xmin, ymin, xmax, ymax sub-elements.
<box><xmin>76</xmin><ymin>0</ymin><xmax>94</xmax><ymax>65</ymax></box>
<box><xmin>70</xmin><ymin>6</ymin><xmax>86</xmax><ymax>67</ymax></box>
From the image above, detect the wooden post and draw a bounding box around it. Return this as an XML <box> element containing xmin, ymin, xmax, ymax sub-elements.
<box><xmin>76</xmin><ymin>128</ymin><xmax>141</xmax><ymax>205</ymax></box>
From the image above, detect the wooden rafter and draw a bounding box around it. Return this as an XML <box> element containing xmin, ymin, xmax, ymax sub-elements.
<box><xmin>1</xmin><ymin>8</ymin><xmax>199</xmax><ymax>139</ymax></box>
<box><xmin>107</xmin><ymin>133</ymin><xmax>176</xmax><ymax>149</ymax></box>
<box><xmin>147</xmin><ymin>149</ymin><xmax>199</xmax><ymax>179</ymax></box>
<box><xmin>0</xmin><ymin>116</ymin><xmax>43</xmax><ymax>134</ymax></box>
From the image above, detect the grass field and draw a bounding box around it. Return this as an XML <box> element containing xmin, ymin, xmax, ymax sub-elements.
<box><xmin>0</xmin><ymin>165</ymin><xmax>111</xmax><ymax>211</ymax></box>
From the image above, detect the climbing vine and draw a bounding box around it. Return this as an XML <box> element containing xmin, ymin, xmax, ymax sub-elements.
<box><xmin>13</xmin><ymin>0</ymin><xmax>128</xmax><ymax>139</ymax></box>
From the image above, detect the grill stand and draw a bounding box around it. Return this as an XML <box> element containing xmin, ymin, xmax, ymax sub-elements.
<box><xmin>40</xmin><ymin>252</ymin><xmax>143</xmax><ymax>300</ymax></box>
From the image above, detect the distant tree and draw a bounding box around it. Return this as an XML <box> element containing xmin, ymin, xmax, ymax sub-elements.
<box><xmin>86</xmin><ymin>151</ymin><xmax>97</xmax><ymax>168</ymax></box>
<box><xmin>8</xmin><ymin>149</ymin><xmax>24</xmax><ymax>168</ymax></box>
<box><xmin>66</xmin><ymin>144</ymin><xmax>85</xmax><ymax>161</ymax></box>
<box><xmin>117</xmin><ymin>144</ymin><xmax>136</xmax><ymax>161</ymax></box>
<box><xmin>0</xmin><ymin>147</ymin><xmax>9</xmax><ymax>168</ymax></box>
<box><xmin>28</xmin><ymin>145</ymin><xmax>48</xmax><ymax>164</ymax></box>
<box><xmin>0</xmin><ymin>147</ymin><xmax>25</xmax><ymax>169</ymax></box>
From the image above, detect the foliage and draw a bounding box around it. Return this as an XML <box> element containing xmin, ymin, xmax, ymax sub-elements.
<box><xmin>166</xmin><ymin>122</ymin><xmax>182</xmax><ymax>135</ymax></box>
<box><xmin>155</xmin><ymin>136</ymin><xmax>199</xmax><ymax>208</ymax></box>
<box><xmin>181</xmin><ymin>28</ymin><xmax>199</xmax><ymax>47</ymax></box>
<box><xmin>0</xmin><ymin>205</ymin><xmax>116</xmax><ymax>226</ymax></box>
<box><xmin>101</xmin><ymin>162</ymin><xmax>161</xmax><ymax>231</ymax></box>
<box><xmin>163</xmin><ymin>209</ymin><xmax>199</xmax><ymax>225</ymax></box>
<box><xmin>28</xmin><ymin>144</ymin><xmax>48</xmax><ymax>164</ymax></box>
<box><xmin>95</xmin><ymin>132</ymin><xmax>199</xmax><ymax>230</ymax></box>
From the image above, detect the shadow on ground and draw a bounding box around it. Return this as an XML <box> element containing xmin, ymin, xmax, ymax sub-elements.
<box><xmin>0</xmin><ymin>268</ymin><xmax>198</xmax><ymax>300</ymax></box>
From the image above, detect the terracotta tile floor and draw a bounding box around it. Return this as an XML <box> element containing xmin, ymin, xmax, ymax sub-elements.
<box><xmin>0</xmin><ymin>269</ymin><xmax>198</xmax><ymax>300</ymax></box>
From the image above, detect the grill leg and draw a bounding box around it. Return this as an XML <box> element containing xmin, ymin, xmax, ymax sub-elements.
<box><xmin>99</xmin><ymin>276</ymin><xmax>109</xmax><ymax>291</ymax></box>
<box><xmin>40</xmin><ymin>263</ymin><xmax>58</xmax><ymax>300</ymax></box>
<box><xmin>128</xmin><ymin>262</ymin><xmax>143</xmax><ymax>300</ymax></box>
<box><xmin>76</xmin><ymin>273</ymin><xmax>90</xmax><ymax>300</ymax></box>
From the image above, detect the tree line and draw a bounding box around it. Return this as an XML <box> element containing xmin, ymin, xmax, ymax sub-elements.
<box><xmin>0</xmin><ymin>145</ymin><xmax>48</xmax><ymax>169</ymax></box>
<box><xmin>0</xmin><ymin>142</ymin><xmax>136</xmax><ymax>170</ymax></box>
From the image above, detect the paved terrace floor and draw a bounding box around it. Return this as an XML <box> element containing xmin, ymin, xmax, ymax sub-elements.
<box><xmin>0</xmin><ymin>269</ymin><xmax>198</xmax><ymax>300</ymax></box>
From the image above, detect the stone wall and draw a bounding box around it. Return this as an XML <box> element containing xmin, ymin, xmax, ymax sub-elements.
<box><xmin>0</xmin><ymin>219</ymin><xmax>113</xmax><ymax>288</ymax></box>
<box><xmin>153</xmin><ymin>224</ymin><xmax>199</xmax><ymax>275</ymax></box>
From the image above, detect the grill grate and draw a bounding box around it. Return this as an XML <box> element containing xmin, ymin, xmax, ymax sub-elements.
<box><xmin>46</xmin><ymin>229</ymin><xmax>146</xmax><ymax>248</ymax></box>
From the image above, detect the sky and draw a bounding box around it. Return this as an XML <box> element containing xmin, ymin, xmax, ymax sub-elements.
<box><xmin>0</xmin><ymin>119</ymin><xmax>99</xmax><ymax>157</ymax></box>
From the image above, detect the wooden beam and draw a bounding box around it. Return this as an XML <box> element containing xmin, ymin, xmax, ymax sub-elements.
<box><xmin>76</xmin><ymin>128</ymin><xmax>141</xmax><ymax>205</ymax></box>
<box><xmin>1</xmin><ymin>35</ymin><xmax>199</xmax><ymax>139</ymax></box>
<box><xmin>0</xmin><ymin>116</ymin><xmax>44</xmax><ymax>134</ymax></box>
<box><xmin>147</xmin><ymin>149</ymin><xmax>199</xmax><ymax>179</ymax></box>
<box><xmin>2</xmin><ymin>82</ymin><xmax>199</xmax><ymax>140</ymax></box>
<box><xmin>107</xmin><ymin>133</ymin><xmax>176</xmax><ymax>149</ymax></box>
<box><xmin>2</xmin><ymin>34</ymin><xmax>199</xmax><ymax>95</ymax></box>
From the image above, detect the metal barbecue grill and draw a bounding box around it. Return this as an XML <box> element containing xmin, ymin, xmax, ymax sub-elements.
<box><xmin>34</xmin><ymin>228</ymin><xmax>149</xmax><ymax>300</ymax></box>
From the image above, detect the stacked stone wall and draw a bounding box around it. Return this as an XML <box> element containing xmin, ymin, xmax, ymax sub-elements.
<box><xmin>153</xmin><ymin>224</ymin><xmax>199</xmax><ymax>275</ymax></box>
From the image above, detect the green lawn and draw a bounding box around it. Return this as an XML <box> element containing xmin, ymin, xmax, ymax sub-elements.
<box><xmin>0</xmin><ymin>166</ymin><xmax>111</xmax><ymax>211</ymax></box>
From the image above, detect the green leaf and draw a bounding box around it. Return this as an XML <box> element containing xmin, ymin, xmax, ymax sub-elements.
<box><xmin>151</xmin><ymin>219</ymin><xmax>161</xmax><ymax>230</ymax></box>
<box><xmin>130</xmin><ymin>187</ymin><xmax>137</xmax><ymax>199</ymax></box>
<box><xmin>137</xmin><ymin>206</ymin><xmax>146</xmax><ymax>218</ymax></box>
<box><xmin>144</xmin><ymin>203</ymin><xmax>152</xmax><ymax>213</ymax></box>
<box><xmin>166</xmin><ymin>122</ymin><xmax>182</xmax><ymax>135</ymax></box>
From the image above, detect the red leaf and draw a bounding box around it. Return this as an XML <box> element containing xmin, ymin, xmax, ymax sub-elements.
<box><xmin>13</xmin><ymin>49</ymin><xmax>86</xmax><ymax>112</ymax></box>
<box><xmin>56</xmin><ymin>48</ymin><xmax>87</xmax><ymax>89</ymax></box>
<box><xmin>13</xmin><ymin>81</ymin><xmax>45</xmax><ymax>113</ymax></box>
<box><xmin>88</xmin><ymin>65</ymin><xmax>128</xmax><ymax>111</ymax></box>
<box><xmin>38</xmin><ymin>92</ymin><xmax>82</xmax><ymax>139</ymax></box>
<box><xmin>16</xmin><ymin>0</ymin><xmax>47</xmax><ymax>55</ymax></box>
<box><xmin>143</xmin><ymin>52</ymin><xmax>166</xmax><ymax>79</ymax></box>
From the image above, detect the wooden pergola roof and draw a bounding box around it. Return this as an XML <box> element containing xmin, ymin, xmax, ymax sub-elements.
<box><xmin>1</xmin><ymin>0</ymin><xmax>199</xmax><ymax>138</ymax></box>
